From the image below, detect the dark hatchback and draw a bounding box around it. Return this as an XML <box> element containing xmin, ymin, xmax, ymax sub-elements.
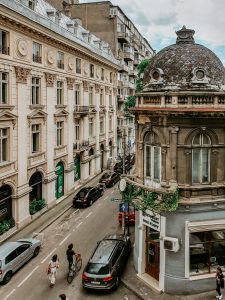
<box><xmin>73</xmin><ymin>186</ymin><xmax>104</xmax><ymax>207</ymax></box>
<box><xmin>99</xmin><ymin>172</ymin><xmax>120</xmax><ymax>187</ymax></box>
<box><xmin>82</xmin><ymin>234</ymin><xmax>131</xmax><ymax>290</ymax></box>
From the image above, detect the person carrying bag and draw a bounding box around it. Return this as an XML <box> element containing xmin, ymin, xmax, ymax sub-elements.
<box><xmin>47</xmin><ymin>254</ymin><xmax>59</xmax><ymax>287</ymax></box>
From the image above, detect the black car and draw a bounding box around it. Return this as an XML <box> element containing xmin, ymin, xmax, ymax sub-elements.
<box><xmin>126</xmin><ymin>154</ymin><xmax>135</xmax><ymax>165</ymax></box>
<box><xmin>99</xmin><ymin>172</ymin><xmax>120</xmax><ymax>187</ymax></box>
<box><xmin>73</xmin><ymin>186</ymin><xmax>104</xmax><ymax>207</ymax></box>
<box><xmin>114</xmin><ymin>161</ymin><xmax>131</xmax><ymax>174</ymax></box>
<box><xmin>82</xmin><ymin>234</ymin><xmax>131</xmax><ymax>290</ymax></box>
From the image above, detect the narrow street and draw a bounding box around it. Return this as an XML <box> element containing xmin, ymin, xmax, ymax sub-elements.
<box><xmin>1</xmin><ymin>186</ymin><xmax>138</xmax><ymax>300</ymax></box>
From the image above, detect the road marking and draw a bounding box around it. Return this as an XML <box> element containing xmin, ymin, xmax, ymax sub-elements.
<box><xmin>3</xmin><ymin>289</ymin><xmax>16</xmax><ymax>300</ymax></box>
<box><xmin>17</xmin><ymin>266</ymin><xmax>39</xmax><ymax>288</ymax></box>
<box><xmin>59</xmin><ymin>233</ymin><xmax>71</xmax><ymax>246</ymax></box>
<box><xmin>85</xmin><ymin>212</ymin><xmax>92</xmax><ymax>218</ymax></box>
<box><xmin>76</xmin><ymin>221</ymin><xmax>83</xmax><ymax>229</ymax></box>
<box><xmin>41</xmin><ymin>247</ymin><xmax>57</xmax><ymax>264</ymax></box>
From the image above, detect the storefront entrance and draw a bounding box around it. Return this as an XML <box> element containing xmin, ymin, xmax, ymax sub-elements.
<box><xmin>55</xmin><ymin>162</ymin><xmax>64</xmax><ymax>199</ymax></box>
<box><xmin>146</xmin><ymin>228</ymin><xmax>160</xmax><ymax>280</ymax></box>
<box><xmin>74</xmin><ymin>155</ymin><xmax>80</xmax><ymax>182</ymax></box>
<box><xmin>0</xmin><ymin>185</ymin><xmax>12</xmax><ymax>222</ymax></box>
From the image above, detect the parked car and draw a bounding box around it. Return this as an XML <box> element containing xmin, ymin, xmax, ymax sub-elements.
<box><xmin>118</xmin><ymin>204</ymin><xmax>135</xmax><ymax>225</ymax></box>
<box><xmin>82</xmin><ymin>234</ymin><xmax>131</xmax><ymax>290</ymax></box>
<box><xmin>114</xmin><ymin>161</ymin><xmax>132</xmax><ymax>174</ymax></box>
<box><xmin>126</xmin><ymin>154</ymin><xmax>135</xmax><ymax>165</ymax></box>
<box><xmin>113</xmin><ymin>160</ymin><xmax>123</xmax><ymax>172</ymax></box>
<box><xmin>0</xmin><ymin>238</ymin><xmax>41</xmax><ymax>284</ymax></box>
<box><xmin>99</xmin><ymin>172</ymin><xmax>120</xmax><ymax>187</ymax></box>
<box><xmin>73</xmin><ymin>186</ymin><xmax>104</xmax><ymax>207</ymax></box>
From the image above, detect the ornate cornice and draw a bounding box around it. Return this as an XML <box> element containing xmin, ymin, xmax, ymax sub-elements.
<box><xmin>45</xmin><ymin>72</ymin><xmax>56</xmax><ymax>87</ymax></box>
<box><xmin>66</xmin><ymin>77</ymin><xmax>75</xmax><ymax>90</ymax></box>
<box><xmin>14</xmin><ymin>66</ymin><xmax>31</xmax><ymax>84</ymax></box>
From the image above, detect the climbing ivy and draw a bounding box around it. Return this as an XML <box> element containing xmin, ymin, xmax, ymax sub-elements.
<box><xmin>123</xmin><ymin>58</ymin><xmax>150</xmax><ymax>113</ymax></box>
<box><xmin>120</xmin><ymin>183</ymin><xmax>179</xmax><ymax>214</ymax></box>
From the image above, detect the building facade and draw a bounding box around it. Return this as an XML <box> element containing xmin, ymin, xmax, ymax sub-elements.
<box><xmin>131</xmin><ymin>27</ymin><xmax>225</xmax><ymax>294</ymax></box>
<box><xmin>0</xmin><ymin>0</ymin><xmax>118</xmax><ymax>230</ymax></box>
<box><xmin>48</xmin><ymin>0</ymin><xmax>154</xmax><ymax>158</ymax></box>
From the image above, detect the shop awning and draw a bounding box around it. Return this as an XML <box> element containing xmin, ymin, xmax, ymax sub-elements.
<box><xmin>188</xmin><ymin>219</ymin><xmax>225</xmax><ymax>232</ymax></box>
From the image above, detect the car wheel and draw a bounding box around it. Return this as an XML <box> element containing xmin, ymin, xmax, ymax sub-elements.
<box><xmin>3</xmin><ymin>272</ymin><xmax>12</xmax><ymax>284</ymax></box>
<box><xmin>89</xmin><ymin>199</ymin><xmax>93</xmax><ymax>206</ymax></box>
<box><xmin>33</xmin><ymin>246</ymin><xmax>40</xmax><ymax>257</ymax></box>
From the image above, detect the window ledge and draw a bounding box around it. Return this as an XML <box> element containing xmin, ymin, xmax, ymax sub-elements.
<box><xmin>55</xmin><ymin>104</ymin><xmax>67</xmax><ymax>109</ymax></box>
<box><xmin>0</xmin><ymin>160</ymin><xmax>14</xmax><ymax>168</ymax></box>
<box><xmin>0</xmin><ymin>104</ymin><xmax>15</xmax><ymax>110</ymax></box>
<box><xmin>29</xmin><ymin>104</ymin><xmax>45</xmax><ymax>110</ymax></box>
<box><xmin>28</xmin><ymin>151</ymin><xmax>45</xmax><ymax>158</ymax></box>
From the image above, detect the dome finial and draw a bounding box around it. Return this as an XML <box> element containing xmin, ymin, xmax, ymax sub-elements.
<box><xmin>176</xmin><ymin>26</ymin><xmax>195</xmax><ymax>44</ymax></box>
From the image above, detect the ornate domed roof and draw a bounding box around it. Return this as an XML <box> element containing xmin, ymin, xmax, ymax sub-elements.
<box><xmin>143</xmin><ymin>26</ymin><xmax>225</xmax><ymax>91</ymax></box>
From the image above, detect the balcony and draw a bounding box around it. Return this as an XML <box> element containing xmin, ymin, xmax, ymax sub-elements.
<box><xmin>28</xmin><ymin>152</ymin><xmax>46</xmax><ymax>168</ymax></box>
<box><xmin>73</xmin><ymin>106</ymin><xmax>89</xmax><ymax>115</ymax></box>
<box><xmin>124</xmin><ymin>51</ymin><xmax>134</xmax><ymax>61</ymax></box>
<box><xmin>133</xmin><ymin>58</ymin><xmax>139</xmax><ymax>65</ymax></box>
<box><xmin>117</xmin><ymin>95</ymin><xmax>125</xmax><ymax>102</ymax></box>
<box><xmin>129</xmin><ymin>69</ymin><xmax>138</xmax><ymax>77</ymax></box>
<box><xmin>0</xmin><ymin>45</ymin><xmax>9</xmax><ymax>55</ymax></box>
<box><xmin>117</xmin><ymin>32</ymin><xmax>130</xmax><ymax>43</ymax></box>
<box><xmin>73</xmin><ymin>140</ymin><xmax>89</xmax><ymax>152</ymax></box>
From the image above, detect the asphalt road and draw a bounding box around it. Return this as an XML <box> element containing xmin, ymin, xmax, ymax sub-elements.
<box><xmin>0</xmin><ymin>186</ymin><xmax>138</xmax><ymax>300</ymax></box>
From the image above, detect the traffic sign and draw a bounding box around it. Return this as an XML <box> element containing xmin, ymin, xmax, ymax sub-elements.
<box><xmin>119</xmin><ymin>203</ymin><xmax>129</xmax><ymax>213</ymax></box>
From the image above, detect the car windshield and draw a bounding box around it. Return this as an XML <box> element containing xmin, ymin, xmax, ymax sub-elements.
<box><xmin>101</xmin><ymin>173</ymin><xmax>110</xmax><ymax>179</ymax></box>
<box><xmin>86</xmin><ymin>262</ymin><xmax>109</xmax><ymax>275</ymax></box>
<box><xmin>78</xmin><ymin>189</ymin><xmax>89</xmax><ymax>197</ymax></box>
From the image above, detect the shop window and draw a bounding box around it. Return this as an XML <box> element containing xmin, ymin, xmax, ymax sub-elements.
<box><xmin>190</xmin><ymin>230</ymin><xmax>225</xmax><ymax>276</ymax></box>
<box><xmin>192</xmin><ymin>133</ymin><xmax>211</xmax><ymax>184</ymax></box>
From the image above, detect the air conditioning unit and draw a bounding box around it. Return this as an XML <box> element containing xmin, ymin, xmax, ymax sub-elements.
<box><xmin>163</xmin><ymin>237</ymin><xmax>179</xmax><ymax>252</ymax></box>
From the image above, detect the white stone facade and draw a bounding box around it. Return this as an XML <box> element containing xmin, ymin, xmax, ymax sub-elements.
<box><xmin>0</xmin><ymin>0</ymin><xmax>118</xmax><ymax>228</ymax></box>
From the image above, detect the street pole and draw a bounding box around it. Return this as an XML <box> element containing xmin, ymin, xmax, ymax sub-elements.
<box><xmin>122</xmin><ymin>128</ymin><xmax>130</xmax><ymax>236</ymax></box>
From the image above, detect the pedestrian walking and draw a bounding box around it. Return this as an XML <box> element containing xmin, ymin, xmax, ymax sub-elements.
<box><xmin>59</xmin><ymin>294</ymin><xmax>68</xmax><ymax>300</ymax></box>
<box><xmin>47</xmin><ymin>254</ymin><xmax>59</xmax><ymax>287</ymax></box>
<box><xmin>216</xmin><ymin>266</ymin><xmax>224</xmax><ymax>299</ymax></box>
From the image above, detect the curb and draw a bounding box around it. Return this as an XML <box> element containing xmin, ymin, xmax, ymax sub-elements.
<box><xmin>120</xmin><ymin>278</ymin><xmax>145</xmax><ymax>300</ymax></box>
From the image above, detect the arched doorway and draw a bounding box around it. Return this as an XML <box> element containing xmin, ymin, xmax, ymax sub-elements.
<box><xmin>55</xmin><ymin>162</ymin><xmax>64</xmax><ymax>199</ymax></box>
<box><xmin>0</xmin><ymin>185</ymin><xmax>12</xmax><ymax>222</ymax></box>
<box><xmin>88</xmin><ymin>148</ymin><xmax>94</xmax><ymax>176</ymax></box>
<box><xmin>29</xmin><ymin>172</ymin><xmax>42</xmax><ymax>202</ymax></box>
<box><xmin>74</xmin><ymin>154</ymin><xmax>81</xmax><ymax>182</ymax></box>
<box><xmin>100</xmin><ymin>144</ymin><xmax>104</xmax><ymax>172</ymax></box>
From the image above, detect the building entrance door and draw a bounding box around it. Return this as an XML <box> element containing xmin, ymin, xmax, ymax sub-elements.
<box><xmin>145</xmin><ymin>227</ymin><xmax>160</xmax><ymax>281</ymax></box>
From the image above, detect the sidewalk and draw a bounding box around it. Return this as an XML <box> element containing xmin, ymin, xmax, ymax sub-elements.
<box><xmin>121</xmin><ymin>249</ymin><xmax>219</xmax><ymax>300</ymax></box>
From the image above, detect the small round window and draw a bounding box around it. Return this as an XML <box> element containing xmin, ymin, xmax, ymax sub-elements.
<box><xmin>196</xmin><ymin>70</ymin><xmax>205</xmax><ymax>79</ymax></box>
<box><xmin>152</xmin><ymin>71</ymin><xmax>160</xmax><ymax>80</ymax></box>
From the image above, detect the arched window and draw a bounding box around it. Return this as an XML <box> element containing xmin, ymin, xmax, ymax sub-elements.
<box><xmin>144</xmin><ymin>132</ymin><xmax>161</xmax><ymax>181</ymax></box>
<box><xmin>192</xmin><ymin>133</ymin><xmax>211</xmax><ymax>184</ymax></box>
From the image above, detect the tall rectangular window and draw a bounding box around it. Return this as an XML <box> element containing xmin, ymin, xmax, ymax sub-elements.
<box><xmin>32</xmin><ymin>42</ymin><xmax>42</xmax><ymax>63</ymax></box>
<box><xmin>101</xmin><ymin>68</ymin><xmax>104</xmax><ymax>81</ymax></box>
<box><xmin>57</xmin><ymin>81</ymin><xmax>63</xmax><ymax>105</ymax></box>
<box><xmin>110</xmin><ymin>72</ymin><xmax>113</xmax><ymax>83</ymax></box>
<box><xmin>56</xmin><ymin>121</ymin><xmax>63</xmax><ymax>146</ymax></box>
<box><xmin>76</xmin><ymin>58</ymin><xmax>81</xmax><ymax>74</ymax></box>
<box><xmin>0</xmin><ymin>72</ymin><xmax>8</xmax><ymax>104</ymax></box>
<box><xmin>90</xmin><ymin>64</ymin><xmax>94</xmax><ymax>78</ymax></box>
<box><xmin>145</xmin><ymin>145</ymin><xmax>161</xmax><ymax>181</ymax></box>
<box><xmin>0</xmin><ymin>29</ymin><xmax>9</xmax><ymax>55</ymax></box>
<box><xmin>28</xmin><ymin>0</ymin><xmax>35</xmax><ymax>10</ymax></box>
<box><xmin>75</xmin><ymin>119</ymin><xmax>80</xmax><ymax>141</ymax></box>
<box><xmin>100</xmin><ymin>89</ymin><xmax>104</xmax><ymax>106</ymax></box>
<box><xmin>31</xmin><ymin>124</ymin><xmax>40</xmax><ymax>153</ymax></box>
<box><xmin>75</xmin><ymin>84</ymin><xmax>80</xmax><ymax>105</ymax></box>
<box><xmin>89</xmin><ymin>86</ymin><xmax>93</xmax><ymax>105</ymax></box>
<box><xmin>57</xmin><ymin>51</ymin><xmax>64</xmax><ymax>69</ymax></box>
<box><xmin>109</xmin><ymin>115</ymin><xmax>112</xmax><ymax>131</ymax></box>
<box><xmin>100</xmin><ymin>117</ymin><xmax>104</xmax><ymax>134</ymax></box>
<box><xmin>89</xmin><ymin>118</ymin><xmax>93</xmax><ymax>138</ymax></box>
<box><xmin>0</xmin><ymin>128</ymin><xmax>8</xmax><ymax>162</ymax></box>
<box><xmin>31</xmin><ymin>77</ymin><xmax>40</xmax><ymax>105</ymax></box>
<box><xmin>109</xmin><ymin>90</ymin><xmax>112</xmax><ymax>106</ymax></box>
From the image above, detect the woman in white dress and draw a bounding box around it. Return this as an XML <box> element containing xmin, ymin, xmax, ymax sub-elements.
<box><xmin>47</xmin><ymin>254</ymin><xmax>59</xmax><ymax>286</ymax></box>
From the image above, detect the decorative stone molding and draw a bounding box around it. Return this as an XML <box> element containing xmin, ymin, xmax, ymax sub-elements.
<box><xmin>105</xmin><ymin>86</ymin><xmax>110</xmax><ymax>94</ymax></box>
<box><xmin>66</xmin><ymin>77</ymin><xmax>75</xmax><ymax>90</ymax></box>
<box><xmin>47</xmin><ymin>50</ymin><xmax>55</xmax><ymax>65</ymax></box>
<box><xmin>95</xmin><ymin>84</ymin><xmax>100</xmax><ymax>93</ymax></box>
<box><xmin>0</xmin><ymin>111</ymin><xmax>17</xmax><ymax>128</ymax></box>
<box><xmin>45</xmin><ymin>72</ymin><xmax>56</xmax><ymax>87</ymax></box>
<box><xmin>113</xmin><ymin>88</ymin><xmax>117</xmax><ymax>94</ymax></box>
<box><xmin>68</xmin><ymin>57</ymin><xmax>74</xmax><ymax>70</ymax></box>
<box><xmin>16</xmin><ymin>39</ymin><xmax>28</xmax><ymax>57</ymax></box>
<box><xmin>83</xmin><ymin>80</ymin><xmax>89</xmax><ymax>92</ymax></box>
<box><xmin>27</xmin><ymin>109</ymin><xmax>48</xmax><ymax>126</ymax></box>
<box><xmin>14</xmin><ymin>66</ymin><xmax>31</xmax><ymax>84</ymax></box>
<box><xmin>169</xmin><ymin>126</ymin><xmax>180</xmax><ymax>134</ymax></box>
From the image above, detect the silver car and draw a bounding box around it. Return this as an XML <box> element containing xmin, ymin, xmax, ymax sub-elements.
<box><xmin>0</xmin><ymin>238</ymin><xmax>41</xmax><ymax>284</ymax></box>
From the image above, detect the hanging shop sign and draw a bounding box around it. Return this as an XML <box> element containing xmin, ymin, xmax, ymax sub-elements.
<box><xmin>142</xmin><ymin>209</ymin><xmax>161</xmax><ymax>231</ymax></box>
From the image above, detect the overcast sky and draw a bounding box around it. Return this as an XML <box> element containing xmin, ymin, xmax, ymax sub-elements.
<box><xmin>79</xmin><ymin>0</ymin><xmax>225</xmax><ymax>65</ymax></box>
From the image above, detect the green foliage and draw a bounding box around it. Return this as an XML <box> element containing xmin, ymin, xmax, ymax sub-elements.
<box><xmin>0</xmin><ymin>218</ymin><xmax>15</xmax><ymax>235</ymax></box>
<box><xmin>120</xmin><ymin>184</ymin><xmax>179</xmax><ymax>214</ymax></box>
<box><xmin>29</xmin><ymin>199</ymin><xmax>46</xmax><ymax>215</ymax></box>
<box><xmin>123</xmin><ymin>59</ymin><xmax>151</xmax><ymax>113</ymax></box>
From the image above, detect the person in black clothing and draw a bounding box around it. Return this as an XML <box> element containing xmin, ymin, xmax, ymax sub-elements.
<box><xmin>216</xmin><ymin>266</ymin><xmax>224</xmax><ymax>299</ymax></box>
<box><xmin>66</xmin><ymin>243</ymin><xmax>76</xmax><ymax>270</ymax></box>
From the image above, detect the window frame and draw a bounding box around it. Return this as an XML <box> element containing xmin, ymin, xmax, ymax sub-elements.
<box><xmin>56</xmin><ymin>121</ymin><xmax>64</xmax><ymax>147</ymax></box>
<box><xmin>56</xmin><ymin>81</ymin><xmax>63</xmax><ymax>105</ymax></box>
<box><xmin>89</xmin><ymin>86</ymin><xmax>93</xmax><ymax>106</ymax></box>
<box><xmin>76</xmin><ymin>58</ymin><xmax>81</xmax><ymax>74</ymax></box>
<box><xmin>75</xmin><ymin>84</ymin><xmax>81</xmax><ymax>106</ymax></box>
<box><xmin>0</xmin><ymin>72</ymin><xmax>8</xmax><ymax>104</ymax></box>
<box><xmin>31</xmin><ymin>124</ymin><xmax>40</xmax><ymax>154</ymax></box>
<box><xmin>90</xmin><ymin>64</ymin><xmax>94</xmax><ymax>78</ymax></box>
<box><xmin>57</xmin><ymin>51</ymin><xmax>64</xmax><ymax>69</ymax></box>
<box><xmin>31</xmin><ymin>77</ymin><xmax>41</xmax><ymax>105</ymax></box>
<box><xmin>144</xmin><ymin>144</ymin><xmax>161</xmax><ymax>182</ymax></box>
<box><xmin>0</xmin><ymin>128</ymin><xmax>8</xmax><ymax>163</ymax></box>
<box><xmin>75</xmin><ymin>119</ymin><xmax>80</xmax><ymax>141</ymax></box>
<box><xmin>32</xmin><ymin>42</ymin><xmax>42</xmax><ymax>63</ymax></box>
<box><xmin>0</xmin><ymin>29</ymin><xmax>9</xmax><ymax>55</ymax></box>
<box><xmin>89</xmin><ymin>118</ymin><xmax>93</xmax><ymax>138</ymax></box>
